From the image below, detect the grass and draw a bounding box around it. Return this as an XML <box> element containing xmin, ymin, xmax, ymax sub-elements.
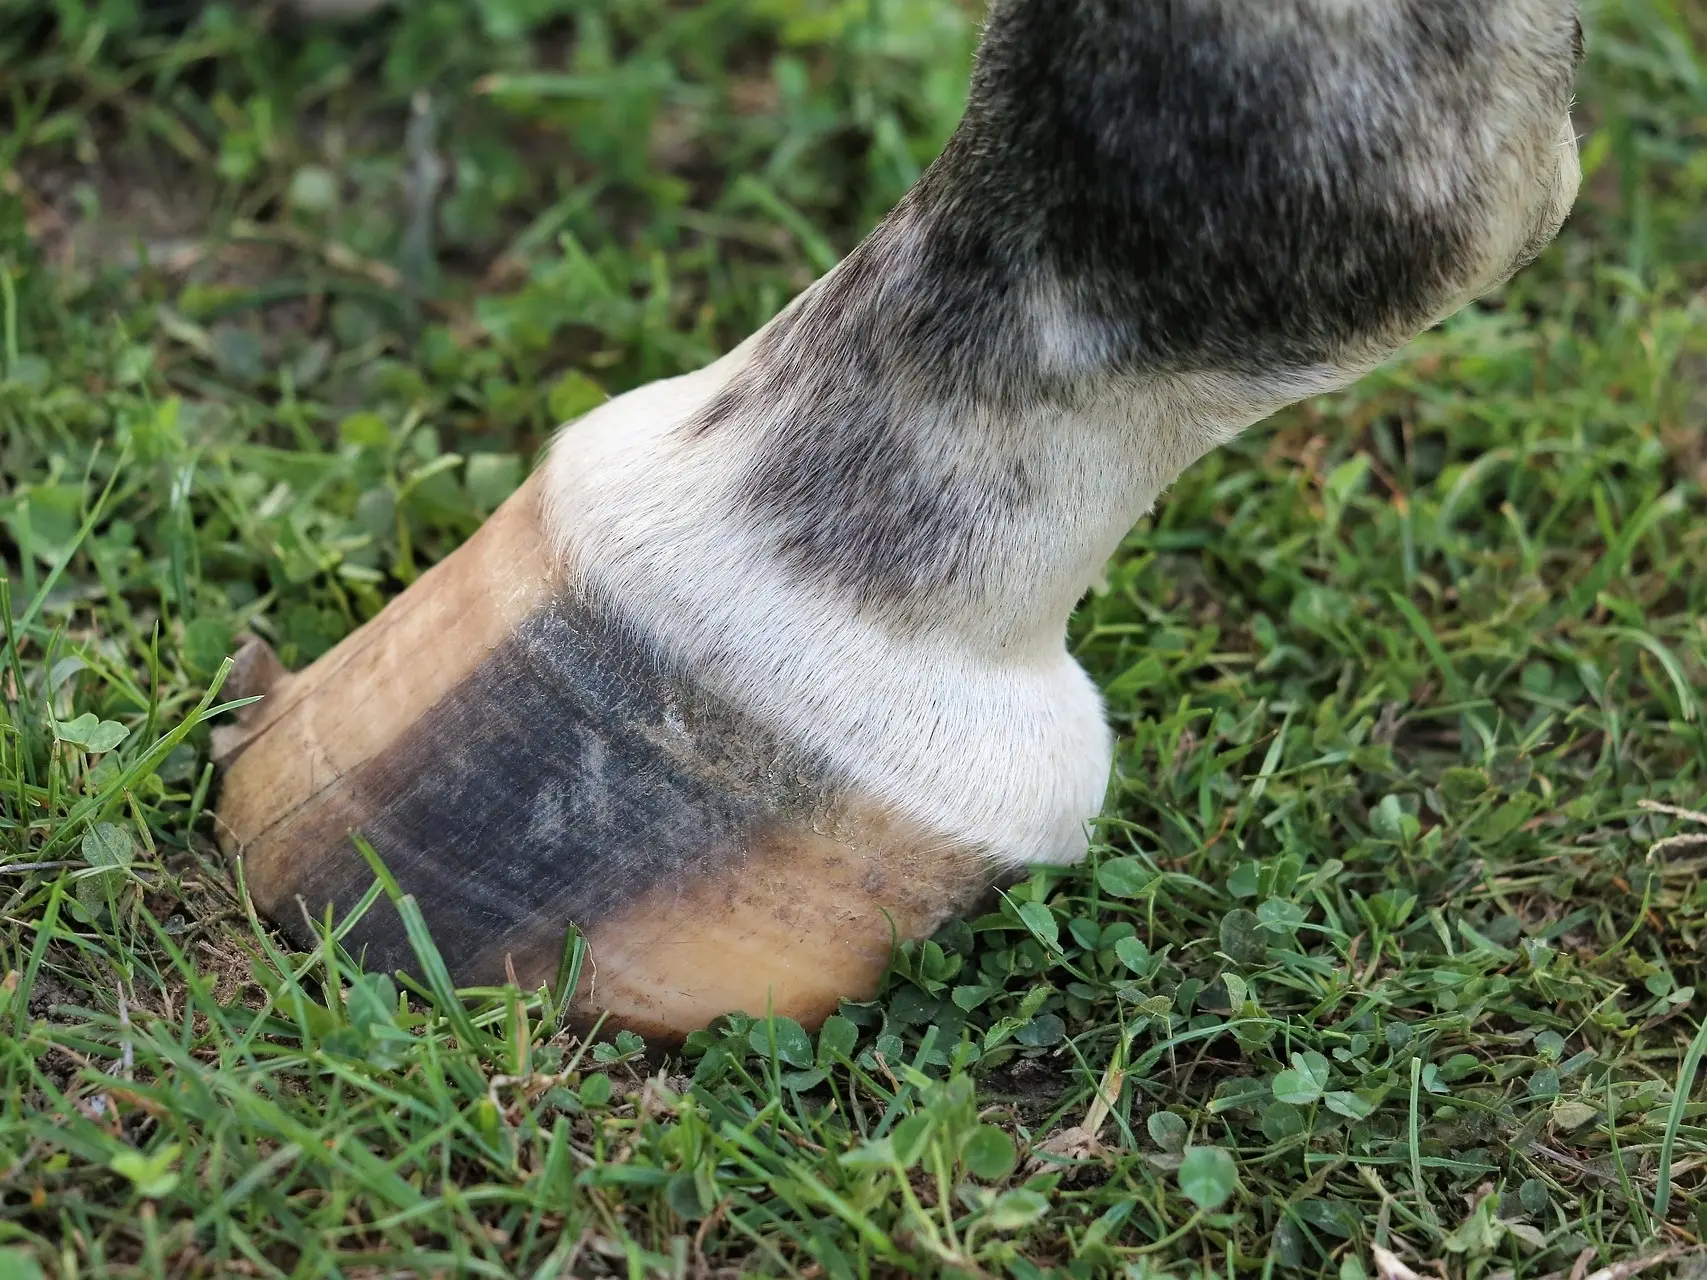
<box><xmin>1</xmin><ymin>0</ymin><xmax>1706</xmax><ymax>1275</ymax></box>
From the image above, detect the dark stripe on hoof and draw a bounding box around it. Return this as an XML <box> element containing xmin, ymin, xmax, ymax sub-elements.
<box><xmin>248</xmin><ymin>593</ymin><xmax>828</xmax><ymax>993</ymax></box>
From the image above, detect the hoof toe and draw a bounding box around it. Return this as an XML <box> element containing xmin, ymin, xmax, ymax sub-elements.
<box><xmin>211</xmin><ymin>634</ymin><xmax>292</xmax><ymax>767</ymax></box>
<box><xmin>226</xmin><ymin>633</ymin><xmax>288</xmax><ymax>707</ymax></box>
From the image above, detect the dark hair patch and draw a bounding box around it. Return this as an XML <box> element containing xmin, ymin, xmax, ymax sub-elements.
<box><xmin>707</xmin><ymin>0</ymin><xmax>1582</xmax><ymax>614</ymax></box>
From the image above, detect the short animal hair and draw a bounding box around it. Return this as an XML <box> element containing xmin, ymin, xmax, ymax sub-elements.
<box><xmin>539</xmin><ymin>0</ymin><xmax>1584</xmax><ymax>871</ymax></box>
<box><xmin>928</xmin><ymin>0</ymin><xmax>1583</xmax><ymax>377</ymax></box>
<box><xmin>701</xmin><ymin>0</ymin><xmax>1583</xmax><ymax>609</ymax></box>
<box><xmin>755</xmin><ymin>0</ymin><xmax>1583</xmax><ymax>404</ymax></box>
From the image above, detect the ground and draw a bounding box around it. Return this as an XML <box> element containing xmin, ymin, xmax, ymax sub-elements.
<box><xmin>1</xmin><ymin>1</ymin><xmax>1705</xmax><ymax>1276</ymax></box>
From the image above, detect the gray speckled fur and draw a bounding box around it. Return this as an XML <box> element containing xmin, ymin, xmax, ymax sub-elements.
<box><xmin>697</xmin><ymin>0</ymin><xmax>1583</xmax><ymax>612</ymax></box>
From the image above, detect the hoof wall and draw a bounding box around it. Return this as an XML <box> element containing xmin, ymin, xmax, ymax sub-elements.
<box><xmin>214</xmin><ymin>474</ymin><xmax>991</xmax><ymax>1039</ymax></box>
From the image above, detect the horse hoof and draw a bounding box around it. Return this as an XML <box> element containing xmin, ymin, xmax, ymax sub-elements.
<box><xmin>213</xmin><ymin>472</ymin><xmax>992</xmax><ymax>1039</ymax></box>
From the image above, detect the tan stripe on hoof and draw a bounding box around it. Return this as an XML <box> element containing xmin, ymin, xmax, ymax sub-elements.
<box><xmin>558</xmin><ymin>808</ymin><xmax>988</xmax><ymax>1038</ymax></box>
<box><xmin>215</xmin><ymin>470</ymin><xmax>559</xmax><ymax>869</ymax></box>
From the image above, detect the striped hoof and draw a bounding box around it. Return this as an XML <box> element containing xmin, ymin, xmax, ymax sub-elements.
<box><xmin>213</xmin><ymin>472</ymin><xmax>991</xmax><ymax>1039</ymax></box>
